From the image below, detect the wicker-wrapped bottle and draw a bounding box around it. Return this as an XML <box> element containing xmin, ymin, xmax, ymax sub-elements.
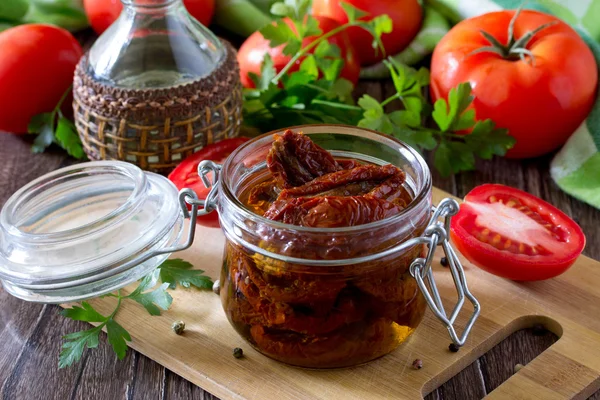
<box><xmin>73</xmin><ymin>0</ymin><xmax>242</xmax><ymax>172</ymax></box>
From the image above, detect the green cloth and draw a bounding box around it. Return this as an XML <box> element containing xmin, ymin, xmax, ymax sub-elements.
<box><xmin>376</xmin><ymin>0</ymin><xmax>600</xmax><ymax>208</ymax></box>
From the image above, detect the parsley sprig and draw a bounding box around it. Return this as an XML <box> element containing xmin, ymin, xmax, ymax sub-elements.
<box><xmin>242</xmin><ymin>1</ymin><xmax>515</xmax><ymax>176</ymax></box>
<box><xmin>28</xmin><ymin>85</ymin><xmax>86</xmax><ymax>159</ymax></box>
<box><xmin>59</xmin><ymin>258</ymin><xmax>213</xmax><ymax>368</ymax></box>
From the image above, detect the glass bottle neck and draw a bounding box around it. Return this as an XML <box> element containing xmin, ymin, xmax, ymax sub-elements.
<box><xmin>121</xmin><ymin>0</ymin><xmax>180</xmax><ymax>9</ymax></box>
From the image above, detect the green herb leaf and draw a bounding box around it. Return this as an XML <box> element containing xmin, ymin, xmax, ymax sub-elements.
<box><xmin>106</xmin><ymin>319</ymin><xmax>132</xmax><ymax>360</ymax></box>
<box><xmin>31</xmin><ymin>124</ymin><xmax>55</xmax><ymax>154</ymax></box>
<box><xmin>434</xmin><ymin>142</ymin><xmax>453</xmax><ymax>177</ymax></box>
<box><xmin>299</xmin><ymin>55</ymin><xmax>319</xmax><ymax>78</ymax></box>
<box><xmin>127</xmin><ymin>282</ymin><xmax>173</xmax><ymax>316</ymax></box>
<box><xmin>269</xmin><ymin>2</ymin><xmax>293</xmax><ymax>17</ymax></box>
<box><xmin>260</xmin><ymin>20</ymin><xmax>300</xmax><ymax>53</ymax></box>
<box><xmin>158</xmin><ymin>258</ymin><xmax>214</xmax><ymax>290</ymax></box>
<box><xmin>299</xmin><ymin>15</ymin><xmax>321</xmax><ymax>38</ymax></box>
<box><xmin>55</xmin><ymin>117</ymin><xmax>85</xmax><ymax>159</ymax></box>
<box><xmin>315</xmin><ymin>57</ymin><xmax>343</xmax><ymax>82</ymax></box>
<box><xmin>61</xmin><ymin>302</ymin><xmax>107</xmax><ymax>323</ymax></box>
<box><xmin>28</xmin><ymin>112</ymin><xmax>52</xmax><ymax>134</ymax></box>
<box><xmin>432</xmin><ymin>82</ymin><xmax>473</xmax><ymax>132</ymax></box>
<box><xmin>465</xmin><ymin>120</ymin><xmax>515</xmax><ymax>158</ymax></box>
<box><xmin>59</xmin><ymin>327</ymin><xmax>101</xmax><ymax>368</ymax></box>
<box><xmin>340</xmin><ymin>2</ymin><xmax>368</xmax><ymax>23</ymax></box>
<box><xmin>250</xmin><ymin>53</ymin><xmax>277</xmax><ymax>90</ymax></box>
<box><xmin>314</xmin><ymin>41</ymin><xmax>341</xmax><ymax>58</ymax></box>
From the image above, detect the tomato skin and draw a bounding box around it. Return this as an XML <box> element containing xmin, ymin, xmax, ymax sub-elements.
<box><xmin>430</xmin><ymin>10</ymin><xmax>597</xmax><ymax>159</ymax></box>
<box><xmin>0</xmin><ymin>24</ymin><xmax>82</xmax><ymax>134</ymax></box>
<box><xmin>311</xmin><ymin>0</ymin><xmax>422</xmax><ymax>66</ymax></box>
<box><xmin>450</xmin><ymin>184</ymin><xmax>586</xmax><ymax>281</ymax></box>
<box><xmin>168</xmin><ymin>137</ymin><xmax>250</xmax><ymax>228</ymax></box>
<box><xmin>237</xmin><ymin>16</ymin><xmax>361</xmax><ymax>88</ymax></box>
<box><xmin>84</xmin><ymin>0</ymin><xmax>215</xmax><ymax>34</ymax></box>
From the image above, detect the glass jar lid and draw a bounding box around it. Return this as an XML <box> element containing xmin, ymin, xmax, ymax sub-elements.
<box><xmin>0</xmin><ymin>161</ymin><xmax>184</xmax><ymax>303</ymax></box>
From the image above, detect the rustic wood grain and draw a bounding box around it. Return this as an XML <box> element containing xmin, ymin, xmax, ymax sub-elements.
<box><xmin>1</xmin><ymin>73</ymin><xmax>600</xmax><ymax>400</ymax></box>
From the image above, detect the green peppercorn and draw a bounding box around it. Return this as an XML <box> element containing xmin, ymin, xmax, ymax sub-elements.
<box><xmin>172</xmin><ymin>321</ymin><xmax>185</xmax><ymax>335</ymax></box>
<box><xmin>233</xmin><ymin>347</ymin><xmax>244</xmax><ymax>359</ymax></box>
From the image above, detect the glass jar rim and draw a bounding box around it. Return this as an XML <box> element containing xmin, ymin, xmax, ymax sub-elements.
<box><xmin>0</xmin><ymin>162</ymin><xmax>147</xmax><ymax>244</ymax></box>
<box><xmin>220</xmin><ymin>124</ymin><xmax>432</xmax><ymax>234</ymax></box>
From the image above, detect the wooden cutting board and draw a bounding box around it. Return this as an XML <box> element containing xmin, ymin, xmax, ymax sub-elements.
<box><xmin>71</xmin><ymin>187</ymin><xmax>600</xmax><ymax>400</ymax></box>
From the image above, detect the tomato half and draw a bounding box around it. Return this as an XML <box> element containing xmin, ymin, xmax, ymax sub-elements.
<box><xmin>0</xmin><ymin>24</ymin><xmax>82</xmax><ymax>133</ymax></box>
<box><xmin>168</xmin><ymin>137</ymin><xmax>249</xmax><ymax>228</ymax></box>
<box><xmin>430</xmin><ymin>10</ymin><xmax>597</xmax><ymax>158</ymax></box>
<box><xmin>84</xmin><ymin>0</ymin><xmax>214</xmax><ymax>34</ymax></box>
<box><xmin>311</xmin><ymin>0</ymin><xmax>422</xmax><ymax>66</ymax></box>
<box><xmin>237</xmin><ymin>16</ymin><xmax>360</xmax><ymax>88</ymax></box>
<box><xmin>450</xmin><ymin>184</ymin><xmax>585</xmax><ymax>281</ymax></box>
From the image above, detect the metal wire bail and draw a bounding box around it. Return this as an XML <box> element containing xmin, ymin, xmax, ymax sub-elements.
<box><xmin>409</xmin><ymin>198</ymin><xmax>481</xmax><ymax>347</ymax></box>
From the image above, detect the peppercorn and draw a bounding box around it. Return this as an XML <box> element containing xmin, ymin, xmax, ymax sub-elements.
<box><xmin>440</xmin><ymin>257</ymin><xmax>449</xmax><ymax>267</ymax></box>
<box><xmin>448</xmin><ymin>343</ymin><xmax>460</xmax><ymax>352</ymax></box>
<box><xmin>514</xmin><ymin>363</ymin><xmax>524</xmax><ymax>373</ymax></box>
<box><xmin>532</xmin><ymin>324</ymin><xmax>547</xmax><ymax>336</ymax></box>
<box><xmin>233</xmin><ymin>347</ymin><xmax>244</xmax><ymax>359</ymax></box>
<box><xmin>212</xmin><ymin>279</ymin><xmax>220</xmax><ymax>295</ymax></box>
<box><xmin>171</xmin><ymin>321</ymin><xmax>185</xmax><ymax>335</ymax></box>
<box><xmin>412</xmin><ymin>359</ymin><xmax>423</xmax><ymax>369</ymax></box>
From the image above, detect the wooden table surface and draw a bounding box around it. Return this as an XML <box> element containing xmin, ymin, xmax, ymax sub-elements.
<box><xmin>1</xmin><ymin>80</ymin><xmax>599</xmax><ymax>400</ymax></box>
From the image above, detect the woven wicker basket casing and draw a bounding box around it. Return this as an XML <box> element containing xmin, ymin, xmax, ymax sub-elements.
<box><xmin>73</xmin><ymin>41</ymin><xmax>242</xmax><ymax>173</ymax></box>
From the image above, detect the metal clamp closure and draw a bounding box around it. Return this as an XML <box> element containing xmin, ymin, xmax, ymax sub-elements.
<box><xmin>139</xmin><ymin>161</ymin><xmax>222</xmax><ymax>261</ymax></box>
<box><xmin>410</xmin><ymin>198</ymin><xmax>481</xmax><ymax>347</ymax></box>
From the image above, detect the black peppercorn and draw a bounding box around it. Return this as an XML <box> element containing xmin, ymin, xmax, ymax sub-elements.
<box><xmin>233</xmin><ymin>347</ymin><xmax>244</xmax><ymax>359</ymax></box>
<box><xmin>448</xmin><ymin>343</ymin><xmax>460</xmax><ymax>352</ymax></box>
<box><xmin>440</xmin><ymin>257</ymin><xmax>449</xmax><ymax>267</ymax></box>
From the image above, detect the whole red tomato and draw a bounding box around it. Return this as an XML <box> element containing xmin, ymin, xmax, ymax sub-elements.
<box><xmin>84</xmin><ymin>0</ymin><xmax>215</xmax><ymax>34</ymax></box>
<box><xmin>312</xmin><ymin>0</ymin><xmax>422</xmax><ymax>66</ymax></box>
<box><xmin>0</xmin><ymin>24</ymin><xmax>82</xmax><ymax>134</ymax></box>
<box><xmin>430</xmin><ymin>10</ymin><xmax>597</xmax><ymax>158</ymax></box>
<box><xmin>237</xmin><ymin>16</ymin><xmax>360</xmax><ymax>88</ymax></box>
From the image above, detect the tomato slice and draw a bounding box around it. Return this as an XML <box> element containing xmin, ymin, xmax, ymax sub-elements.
<box><xmin>168</xmin><ymin>137</ymin><xmax>250</xmax><ymax>228</ymax></box>
<box><xmin>450</xmin><ymin>184</ymin><xmax>585</xmax><ymax>281</ymax></box>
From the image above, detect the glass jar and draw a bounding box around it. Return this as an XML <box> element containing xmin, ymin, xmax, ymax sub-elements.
<box><xmin>217</xmin><ymin>126</ymin><xmax>432</xmax><ymax>368</ymax></box>
<box><xmin>0</xmin><ymin>125</ymin><xmax>479</xmax><ymax>367</ymax></box>
<box><xmin>0</xmin><ymin>162</ymin><xmax>185</xmax><ymax>303</ymax></box>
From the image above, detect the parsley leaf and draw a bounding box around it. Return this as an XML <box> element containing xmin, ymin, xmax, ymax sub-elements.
<box><xmin>59</xmin><ymin>327</ymin><xmax>101</xmax><ymax>368</ymax></box>
<box><xmin>28</xmin><ymin>86</ymin><xmax>86</xmax><ymax>159</ymax></box>
<box><xmin>158</xmin><ymin>258</ymin><xmax>214</xmax><ymax>290</ymax></box>
<box><xmin>59</xmin><ymin>257</ymin><xmax>213</xmax><ymax>368</ymax></box>
<box><xmin>55</xmin><ymin>117</ymin><xmax>85</xmax><ymax>159</ymax></box>
<box><xmin>61</xmin><ymin>302</ymin><xmax>106</xmax><ymax>323</ymax></box>
<box><xmin>340</xmin><ymin>2</ymin><xmax>368</xmax><ymax>23</ymax></box>
<box><xmin>105</xmin><ymin>319</ymin><xmax>131</xmax><ymax>360</ymax></box>
<box><xmin>242</xmin><ymin>3</ymin><xmax>514</xmax><ymax>176</ymax></box>
<box><xmin>127</xmin><ymin>283</ymin><xmax>173</xmax><ymax>316</ymax></box>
